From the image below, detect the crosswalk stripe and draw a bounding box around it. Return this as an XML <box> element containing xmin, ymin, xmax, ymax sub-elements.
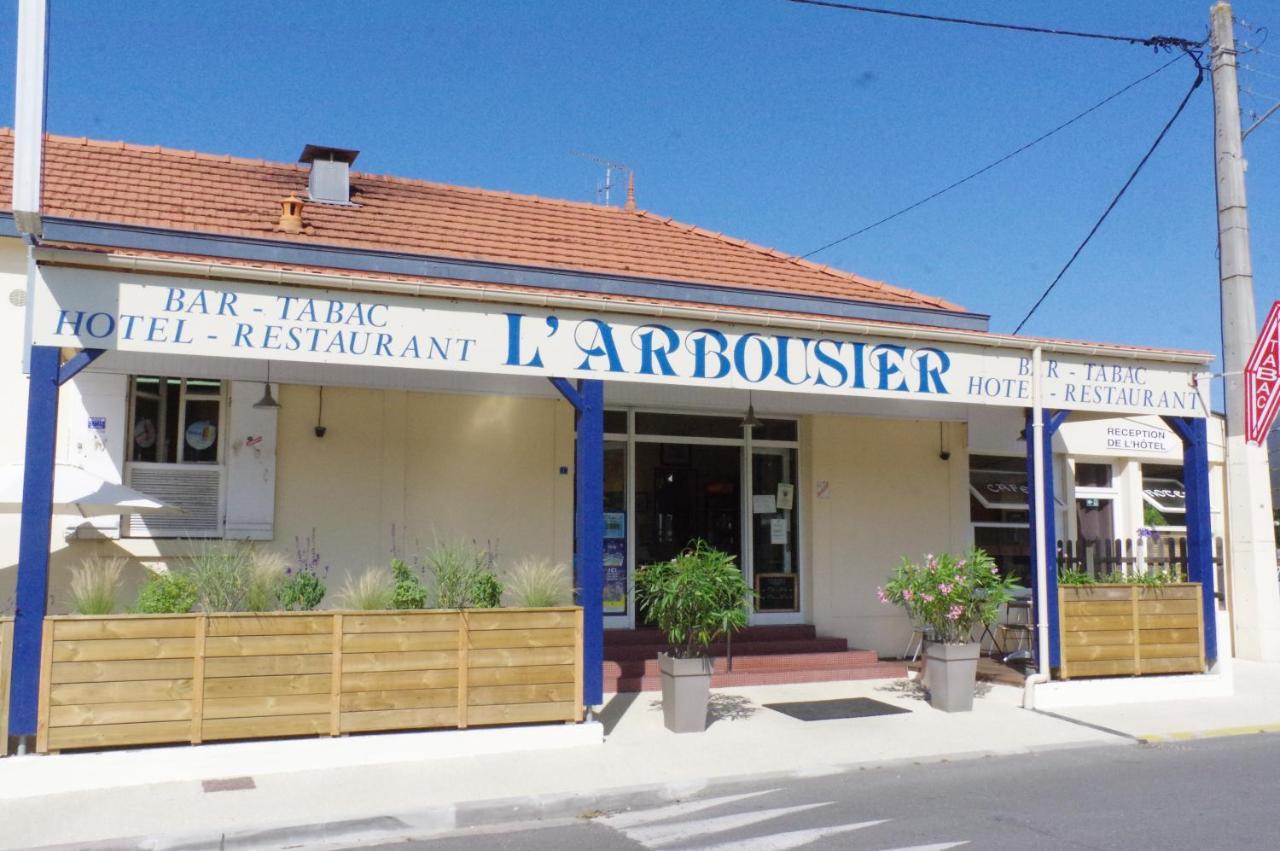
<box><xmin>600</xmin><ymin>789</ymin><xmax>778</xmax><ymax>829</ymax></box>
<box><xmin>621</xmin><ymin>802</ymin><xmax>832</xmax><ymax>848</ymax></box>
<box><xmin>683</xmin><ymin>818</ymin><xmax>888</xmax><ymax>851</ymax></box>
<box><xmin>875</xmin><ymin>843</ymin><xmax>969</xmax><ymax>851</ymax></box>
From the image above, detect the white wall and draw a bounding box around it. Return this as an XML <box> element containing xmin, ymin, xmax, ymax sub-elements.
<box><xmin>806</xmin><ymin>415</ymin><xmax>969</xmax><ymax>657</ymax></box>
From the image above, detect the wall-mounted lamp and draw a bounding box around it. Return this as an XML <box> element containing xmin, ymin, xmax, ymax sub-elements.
<box><xmin>314</xmin><ymin>386</ymin><xmax>327</xmax><ymax>438</ymax></box>
<box><xmin>938</xmin><ymin>422</ymin><xmax>951</xmax><ymax>461</ymax></box>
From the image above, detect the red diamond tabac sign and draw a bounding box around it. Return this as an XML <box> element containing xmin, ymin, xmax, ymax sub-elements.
<box><xmin>1245</xmin><ymin>300</ymin><xmax>1280</xmax><ymax>445</ymax></box>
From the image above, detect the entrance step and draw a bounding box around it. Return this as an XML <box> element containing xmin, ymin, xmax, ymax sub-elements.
<box><xmin>602</xmin><ymin>625</ymin><xmax>908</xmax><ymax>693</ymax></box>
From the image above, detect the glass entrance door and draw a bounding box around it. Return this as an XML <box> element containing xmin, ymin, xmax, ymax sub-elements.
<box><xmin>634</xmin><ymin>442</ymin><xmax>742</xmax><ymax>569</ymax></box>
<box><xmin>751</xmin><ymin>447</ymin><xmax>800</xmax><ymax>616</ymax></box>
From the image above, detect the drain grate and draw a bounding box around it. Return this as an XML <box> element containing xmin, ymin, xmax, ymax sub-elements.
<box><xmin>201</xmin><ymin>776</ymin><xmax>257</xmax><ymax>793</ymax></box>
<box><xmin>763</xmin><ymin>697</ymin><xmax>912</xmax><ymax>722</ymax></box>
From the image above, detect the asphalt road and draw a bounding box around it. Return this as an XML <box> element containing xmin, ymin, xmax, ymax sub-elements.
<box><xmin>350</xmin><ymin>733</ymin><xmax>1280</xmax><ymax>851</ymax></box>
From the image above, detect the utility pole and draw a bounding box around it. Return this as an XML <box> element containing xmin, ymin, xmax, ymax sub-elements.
<box><xmin>1211</xmin><ymin>1</ymin><xmax>1280</xmax><ymax>662</ymax></box>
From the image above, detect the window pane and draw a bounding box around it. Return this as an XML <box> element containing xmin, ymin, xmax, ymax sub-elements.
<box><xmin>131</xmin><ymin>390</ymin><xmax>160</xmax><ymax>462</ymax></box>
<box><xmin>754</xmin><ymin>418</ymin><xmax>798</xmax><ymax>442</ymax></box>
<box><xmin>974</xmin><ymin>526</ymin><xmax>1030</xmax><ymax>586</ymax></box>
<box><xmin>604</xmin><ymin>410</ymin><xmax>628</xmax><ymax>435</ymax></box>
<box><xmin>1141</xmin><ymin>464</ymin><xmax>1186</xmax><ymax>526</ymax></box>
<box><xmin>603</xmin><ymin>440</ymin><xmax>628</xmax><ymax>616</ymax></box>
<box><xmin>183</xmin><ymin>395</ymin><xmax>221</xmax><ymax>463</ymax></box>
<box><xmin>185</xmin><ymin>378</ymin><xmax>221</xmax><ymax>396</ymax></box>
<box><xmin>1074</xmin><ymin>462</ymin><xmax>1112</xmax><ymax>488</ymax></box>
<box><xmin>969</xmin><ymin>456</ymin><xmax>1028</xmax><ymax>523</ymax></box>
<box><xmin>635</xmin><ymin>412</ymin><xmax>743</xmax><ymax>439</ymax></box>
<box><xmin>751</xmin><ymin>448</ymin><xmax>799</xmax><ymax>612</ymax></box>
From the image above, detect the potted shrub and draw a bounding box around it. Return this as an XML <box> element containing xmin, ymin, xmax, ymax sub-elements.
<box><xmin>879</xmin><ymin>548</ymin><xmax>1015</xmax><ymax>712</ymax></box>
<box><xmin>636</xmin><ymin>540</ymin><xmax>752</xmax><ymax>733</ymax></box>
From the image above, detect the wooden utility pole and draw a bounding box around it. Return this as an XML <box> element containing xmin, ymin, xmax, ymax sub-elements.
<box><xmin>1211</xmin><ymin>1</ymin><xmax>1280</xmax><ymax>661</ymax></box>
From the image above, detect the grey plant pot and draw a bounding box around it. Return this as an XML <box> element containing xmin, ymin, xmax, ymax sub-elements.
<box><xmin>658</xmin><ymin>652</ymin><xmax>713</xmax><ymax>733</ymax></box>
<box><xmin>922</xmin><ymin>641</ymin><xmax>980</xmax><ymax>712</ymax></box>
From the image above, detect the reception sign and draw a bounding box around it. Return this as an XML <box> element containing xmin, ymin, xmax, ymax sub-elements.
<box><xmin>30</xmin><ymin>266</ymin><xmax>1207</xmax><ymax>418</ymax></box>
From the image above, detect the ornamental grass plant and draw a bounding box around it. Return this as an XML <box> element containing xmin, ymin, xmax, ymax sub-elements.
<box><xmin>503</xmin><ymin>558</ymin><xmax>574</xmax><ymax>607</ymax></box>
<box><xmin>635</xmin><ymin>540</ymin><xmax>752</xmax><ymax>659</ymax></box>
<box><xmin>879</xmin><ymin>547</ymin><xmax>1016</xmax><ymax>644</ymax></box>
<box><xmin>68</xmin><ymin>555</ymin><xmax>126</xmax><ymax>615</ymax></box>
<box><xmin>340</xmin><ymin>567</ymin><xmax>395</xmax><ymax>610</ymax></box>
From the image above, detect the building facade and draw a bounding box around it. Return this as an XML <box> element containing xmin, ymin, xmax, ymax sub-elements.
<box><xmin>0</xmin><ymin>132</ymin><xmax>1228</xmax><ymax>730</ymax></box>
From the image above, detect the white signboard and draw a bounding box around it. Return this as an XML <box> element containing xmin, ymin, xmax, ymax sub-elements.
<box><xmin>30</xmin><ymin>266</ymin><xmax>1207</xmax><ymax>417</ymax></box>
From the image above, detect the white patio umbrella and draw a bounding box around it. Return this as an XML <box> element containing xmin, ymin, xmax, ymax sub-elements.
<box><xmin>0</xmin><ymin>463</ymin><xmax>181</xmax><ymax>517</ymax></box>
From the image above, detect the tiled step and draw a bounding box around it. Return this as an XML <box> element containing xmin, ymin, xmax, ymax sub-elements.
<box><xmin>606</xmin><ymin>661</ymin><xmax>909</xmax><ymax>693</ymax></box>
<box><xmin>604</xmin><ymin>624</ymin><xmax>818</xmax><ymax>646</ymax></box>
<box><xmin>603</xmin><ymin>649</ymin><xmax>880</xmax><ymax>677</ymax></box>
<box><xmin>604</xmin><ymin>638</ymin><xmax>849</xmax><ymax>661</ymax></box>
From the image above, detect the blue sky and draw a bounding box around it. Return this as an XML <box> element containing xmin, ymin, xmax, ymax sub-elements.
<box><xmin>2</xmin><ymin>1</ymin><xmax>1277</xmax><ymax>381</ymax></box>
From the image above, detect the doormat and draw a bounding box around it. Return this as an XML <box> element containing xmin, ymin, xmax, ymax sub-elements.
<box><xmin>763</xmin><ymin>697</ymin><xmax>912</xmax><ymax>722</ymax></box>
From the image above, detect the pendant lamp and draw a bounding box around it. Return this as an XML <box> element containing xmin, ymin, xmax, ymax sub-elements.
<box><xmin>253</xmin><ymin>362</ymin><xmax>281</xmax><ymax>410</ymax></box>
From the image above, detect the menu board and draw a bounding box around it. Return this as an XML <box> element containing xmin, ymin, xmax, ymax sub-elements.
<box><xmin>604</xmin><ymin>512</ymin><xmax>627</xmax><ymax>615</ymax></box>
<box><xmin>755</xmin><ymin>572</ymin><xmax>798</xmax><ymax>613</ymax></box>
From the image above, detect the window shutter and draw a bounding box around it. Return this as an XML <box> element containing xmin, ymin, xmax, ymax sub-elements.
<box><xmin>60</xmin><ymin>373</ymin><xmax>128</xmax><ymax>540</ymax></box>
<box><xmin>125</xmin><ymin>465</ymin><xmax>223</xmax><ymax>537</ymax></box>
<box><xmin>222</xmin><ymin>381</ymin><xmax>279</xmax><ymax>540</ymax></box>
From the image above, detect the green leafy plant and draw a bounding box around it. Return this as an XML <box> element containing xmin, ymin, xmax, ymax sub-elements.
<box><xmin>1057</xmin><ymin>567</ymin><xmax>1096</xmax><ymax>586</ymax></box>
<box><xmin>391</xmin><ymin>558</ymin><xmax>428</xmax><ymax>609</ymax></box>
<box><xmin>340</xmin><ymin>567</ymin><xmax>395</xmax><ymax>610</ymax></box>
<box><xmin>184</xmin><ymin>542</ymin><xmax>253</xmax><ymax>612</ymax></box>
<box><xmin>635</xmin><ymin>540</ymin><xmax>752</xmax><ymax>659</ymax></box>
<box><xmin>879</xmin><ymin>548</ymin><xmax>1017</xmax><ymax>644</ymax></box>
<box><xmin>428</xmin><ymin>538</ymin><xmax>500</xmax><ymax>608</ymax></box>
<box><xmin>68</xmin><ymin>555</ymin><xmax>126</xmax><ymax>615</ymax></box>
<box><xmin>280</xmin><ymin>568</ymin><xmax>327</xmax><ymax>611</ymax></box>
<box><xmin>135</xmin><ymin>570</ymin><xmax>198</xmax><ymax>614</ymax></box>
<box><xmin>244</xmin><ymin>550</ymin><xmax>288</xmax><ymax>612</ymax></box>
<box><xmin>469</xmin><ymin>571</ymin><xmax>504</xmax><ymax>608</ymax></box>
<box><xmin>504</xmin><ymin>558</ymin><xmax>574</xmax><ymax>607</ymax></box>
<box><xmin>1098</xmin><ymin>569</ymin><xmax>1183</xmax><ymax>586</ymax></box>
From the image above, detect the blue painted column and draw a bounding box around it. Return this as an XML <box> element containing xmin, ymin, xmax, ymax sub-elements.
<box><xmin>1163</xmin><ymin>415</ymin><xmax>1218</xmax><ymax>667</ymax></box>
<box><xmin>549</xmin><ymin>376</ymin><xmax>605</xmax><ymax>710</ymax></box>
<box><xmin>1025</xmin><ymin>408</ymin><xmax>1068</xmax><ymax>672</ymax></box>
<box><xmin>10</xmin><ymin>345</ymin><xmax>61</xmax><ymax>738</ymax></box>
<box><xmin>574</xmin><ymin>379</ymin><xmax>604</xmax><ymax>708</ymax></box>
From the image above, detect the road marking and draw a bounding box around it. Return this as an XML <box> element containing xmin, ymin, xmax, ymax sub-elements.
<box><xmin>1140</xmin><ymin>724</ymin><xmax>1280</xmax><ymax>743</ymax></box>
<box><xmin>684</xmin><ymin>818</ymin><xmax>887</xmax><ymax>851</ymax></box>
<box><xmin>620</xmin><ymin>802</ymin><xmax>831</xmax><ymax>847</ymax></box>
<box><xmin>601</xmin><ymin>790</ymin><xmax>777</xmax><ymax>829</ymax></box>
<box><xmin>876</xmin><ymin>843</ymin><xmax>969</xmax><ymax>851</ymax></box>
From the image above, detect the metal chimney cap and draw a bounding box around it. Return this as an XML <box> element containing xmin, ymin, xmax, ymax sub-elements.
<box><xmin>298</xmin><ymin>144</ymin><xmax>360</xmax><ymax>166</ymax></box>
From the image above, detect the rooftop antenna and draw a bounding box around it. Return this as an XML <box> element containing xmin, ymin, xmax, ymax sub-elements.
<box><xmin>571</xmin><ymin>151</ymin><xmax>633</xmax><ymax>207</ymax></box>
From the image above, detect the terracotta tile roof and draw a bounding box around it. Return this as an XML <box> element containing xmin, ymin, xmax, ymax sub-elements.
<box><xmin>0</xmin><ymin>129</ymin><xmax>965</xmax><ymax>313</ymax></box>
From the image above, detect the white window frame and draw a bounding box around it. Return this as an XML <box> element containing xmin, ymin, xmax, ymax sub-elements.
<box><xmin>123</xmin><ymin>376</ymin><xmax>228</xmax><ymax>538</ymax></box>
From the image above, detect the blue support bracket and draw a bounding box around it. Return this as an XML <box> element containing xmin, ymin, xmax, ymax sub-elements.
<box><xmin>549</xmin><ymin>377</ymin><xmax>605</xmax><ymax>709</ymax></box>
<box><xmin>1025</xmin><ymin>408</ymin><xmax>1068</xmax><ymax>672</ymax></box>
<box><xmin>1163</xmin><ymin>415</ymin><xmax>1218</xmax><ymax>667</ymax></box>
<box><xmin>57</xmin><ymin>348</ymin><xmax>106</xmax><ymax>385</ymax></box>
<box><xmin>10</xmin><ymin>345</ymin><xmax>62</xmax><ymax>738</ymax></box>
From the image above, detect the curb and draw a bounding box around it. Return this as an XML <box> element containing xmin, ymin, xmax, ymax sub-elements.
<box><xmin>34</xmin><ymin>738</ymin><xmax>1131</xmax><ymax>851</ymax></box>
<box><xmin>1138</xmin><ymin>724</ymin><xmax>1280</xmax><ymax>743</ymax></box>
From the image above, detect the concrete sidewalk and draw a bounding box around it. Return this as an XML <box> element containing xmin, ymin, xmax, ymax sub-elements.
<box><xmin>2</xmin><ymin>666</ymin><xmax>1278</xmax><ymax>850</ymax></box>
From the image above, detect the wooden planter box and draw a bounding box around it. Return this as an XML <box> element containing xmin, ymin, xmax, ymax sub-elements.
<box><xmin>1058</xmin><ymin>584</ymin><xmax>1204</xmax><ymax>679</ymax></box>
<box><xmin>0</xmin><ymin>617</ymin><xmax>12</xmax><ymax>756</ymax></box>
<box><xmin>35</xmin><ymin>607</ymin><xmax>583</xmax><ymax>753</ymax></box>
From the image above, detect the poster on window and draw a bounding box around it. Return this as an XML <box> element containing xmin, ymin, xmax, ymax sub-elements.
<box><xmin>604</xmin><ymin>537</ymin><xmax>627</xmax><ymax>615</ymax></box>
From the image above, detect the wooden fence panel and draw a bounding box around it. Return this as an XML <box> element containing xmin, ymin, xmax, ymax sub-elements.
<box><xmin>1058</xmin><ymin>585</ymin><xmax>1204</xmax><ymax>679</ymax></box>
<box><xmin>35</xmin><ymin>607</ymin><xmax>583</xmax><ymax>752</ymax></box>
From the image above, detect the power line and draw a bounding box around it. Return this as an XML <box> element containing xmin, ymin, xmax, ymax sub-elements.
<box><xmin>1012</xmin><ymin>66</ymin><xmax>1206</xmax><ymax>335</ymax></box>
<box><xmin>801</xmin><ymin>54</ymin><xmax>1187</xmax><ymax>259</ymax></box>
<box><xmin>786</xmin><ymin>0</ymin><xmax>1201</xmax><ymax>51</ymax></box>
